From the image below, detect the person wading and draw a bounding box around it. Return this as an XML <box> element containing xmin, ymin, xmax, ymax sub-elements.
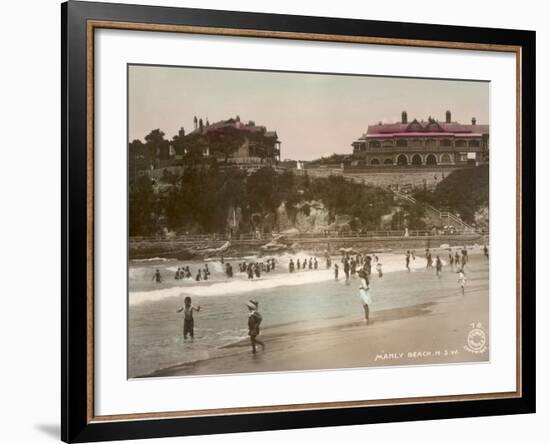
<box><xmin>246</xmin><ymin>300</ymin><xmax>265</xmax><ymax>354</ymax></box>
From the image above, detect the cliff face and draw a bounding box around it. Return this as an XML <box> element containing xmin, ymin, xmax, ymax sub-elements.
<box><xmin>275</xmin><ymin>200</ymin><xmax>361</xmax><ymax>233</ymax></box>
<box><xmin>276</xmin><ymin>200</ymin><xmax>330</xmax><ymax>233</ymax></box>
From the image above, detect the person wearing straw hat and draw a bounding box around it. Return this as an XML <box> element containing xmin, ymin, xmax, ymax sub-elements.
<box><xmin>246</xmin><ymin>300</ymin><xmax>265</xmax><ymax>354</ymax></box>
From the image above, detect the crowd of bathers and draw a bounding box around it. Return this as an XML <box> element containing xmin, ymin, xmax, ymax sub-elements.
<box><xmin>238</xmin><ymin>258</ymin><xmax>276</xmax><ymax>280</ymax></box>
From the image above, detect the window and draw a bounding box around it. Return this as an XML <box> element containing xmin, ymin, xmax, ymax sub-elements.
<box><xmin>426</xmin><ymin>154</ymin><xmax>437</xmax><ymax>165</ymax></box>
<box><xmin>369</xmin><ymin>140</ymin><xmax>381</xmax><ymax>148</ymax></box>
<box><xmin>411</xmin><ymin>154</ymin><xmax>422</xmax><ymax>165</ymax></box>
<box><xmin>397</xmin><ymin>154</ymin><xmax>408</xmax><ymax>165</ymax></box>
<box><xmin>396</xmin><ymin>139</ymin><xmax>408</xmax><ymax>147</ymax></box>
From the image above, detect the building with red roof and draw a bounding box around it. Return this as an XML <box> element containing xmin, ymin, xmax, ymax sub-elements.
<box><xmin>351</xmin><ymin>110</ymin><xmax>489</xmax><ymax>167</ymax></box>
<box><xmin>182</xmin><ymin>115</ymin><xmax>281</xmax><ymax>165</ymax></box>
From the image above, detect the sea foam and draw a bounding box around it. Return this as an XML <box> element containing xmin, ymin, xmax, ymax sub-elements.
<box><xmin>129</xmin><ymin>252</ymin><xmax>430</xmax><ymax>306</ymax></box>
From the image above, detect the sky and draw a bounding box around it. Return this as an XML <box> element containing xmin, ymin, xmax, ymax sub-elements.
<box><xmin>128</xmin><ymin>65</ymin><xmax>489</xmax><ymax>161</ymax></box>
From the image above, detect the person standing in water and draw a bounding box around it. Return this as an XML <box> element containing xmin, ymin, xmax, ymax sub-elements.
<box><xmin>460</xmin><ymin>251</ymin><xmax>467</xmax><ymax>270</ymax></box>
<box><xmin>458</xmin><ymin>270</ymin><xmax>467</xmax><ymax>295</ymax></box>
<box><xmin>436</xmin><ymin>255</ymin><xmax>442</xmax><ymax>278</ymax></box>
<box><xmin>367</xmin><ymin>255</ymin><xmax>373</xmax><ymax>277</ymax></box>
<box><xmin>462</xmin><ymin>246</ymin><xmax>469</xmax><ymax>264</ymax></box>
<box><xmin>483</xmin><ymin>245</ymin><xmax>489</xmax><ymax>259</ymax></box>
<box><xmin>225</xmin><ymin>262</ymin><xmax>233</xmax><ymax>278</ymax></box>
<box><xmin>405</xmin><ymin>251</ymin><xmax>411</xmax><ymax>272</ymax></box>
<box><xmin>343</xmin><ymin>257</ymin><xmax>350</xmax><ymax>285</ymax></box>
<box><xmin>358</xmin><ymin>270</ymin><xmax>373</xmax><ymax>325</ymax></box>
<box><xmin>246</xmin><ymin>300</ymin><xmax>265</xmax><ymax>354</ymax></box>
<box><xmin>334</xmin><ymin>263</ymin><xmax>339</xmax><ymax>281</ymax></box>
<box><xmin>376</xmin><ymin>262</ymin><xmax>383</xmax><ymax>278</ymax></box>
<box><xmin>176</xmin><ymin>296</ymin><xmax>201</xmax><ymax>340</ymax></box>
<box><xmin>152</xmin><ymin>269</ymin><xmax>162</xmax><ymax>283</ymax></box>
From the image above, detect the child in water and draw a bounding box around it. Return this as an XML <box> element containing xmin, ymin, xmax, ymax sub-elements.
<box><xmin>247</xmin><ymin>300</ymin><xmax>265</xmax><ymax>354</ymax></box>
<box><xmin>176</xmin><ymin>296</ymin><xmax>201</xmax><ymax>340</ymax></box>
<box><xmin>436</xmin><ymin>256</ymin><xmax>442</xmax><ymax>278</ymax></box>
<box><xmin>458</xmin><ymin>270</ymin><xmax>467</xmax><ymax>295</ymax></box>
<box><xmin>152</xmin><ymin>269</ymin><xmax>162</xmax><ymax>283</ymax></box>
<box><xmin>376</xmin><ymin>262</ymin><xmax>383</xmax><ymax>278</ymax></box>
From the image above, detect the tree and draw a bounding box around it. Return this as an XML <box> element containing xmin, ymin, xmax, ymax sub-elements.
<box><xmin>144</xmin><ymin>129</ymin><xmax>169</xmax><ymax>164</ymax></box>
<box><xmin>128</xmin><ymin>139</ymin><xmax>148</xmax><ymax>183</ymax></box>
<box><xmin>207</xmin><ymin>127</ymin><xmax>245</xmax><ymax>163</ymax></box>
<box><xmin>129</xmin><ymin>174</ymin><xmax>159</xmax><ymax>236</ymax></box>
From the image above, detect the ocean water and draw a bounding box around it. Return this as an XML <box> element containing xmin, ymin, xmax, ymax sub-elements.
<box><xmin>128</xmin><ymin>250</ymin><xmax>456</xmax><ymax>377</ymax></box>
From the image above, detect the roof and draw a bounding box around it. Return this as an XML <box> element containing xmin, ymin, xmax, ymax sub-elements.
<box><xmin>364</xmin><ymin>118</ymin><xmax>489</xmax><ymax>138</ymax></box>
<box><xmin>365</xmin><ymin>132</ymin><xmax>483</xmax><ymax>138</ymax></box>
<box><xmin>189</xmin><ymin>117</ymin><xmax>276</xmax><ymax>137</ymax></box>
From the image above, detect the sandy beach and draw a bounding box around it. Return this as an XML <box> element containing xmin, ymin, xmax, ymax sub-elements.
<box><xmin>143</xmin><ymin>251</ymin><xmax>489</xmax><ymax>378</ymax></box>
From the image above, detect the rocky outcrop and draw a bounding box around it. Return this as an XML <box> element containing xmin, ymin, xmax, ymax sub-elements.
<box><xmin>474</xmin><ymin>207</ymin><xmax>489</xmax><ymax>230</ymax></box>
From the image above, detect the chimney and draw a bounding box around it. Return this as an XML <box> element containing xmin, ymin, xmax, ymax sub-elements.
<box><xmin>472</xmin><ymin>117</ymin><xmax>477</xmax><ymax>125</ymax></box>
<box><xmin>445</xmin><ymin>110</ymin><xmax>451</xmax><ymax>123</ymax></box>
<box><xmin>401</xmin><ymin>111</ymin><xmax>408</xmax><ymax>124</ymax></box>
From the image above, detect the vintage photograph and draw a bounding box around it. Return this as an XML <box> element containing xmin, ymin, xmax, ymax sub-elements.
<box><xmin>127</xmin><ymin>65</ymin><xmax>490</xmax><ymax>379</ymax></box>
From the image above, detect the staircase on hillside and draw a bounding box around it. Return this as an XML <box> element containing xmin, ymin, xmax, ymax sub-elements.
<box><xmin>392</xmin><ymin>190</ymin><xmax>474</xmax><ymax>231</ymax></box>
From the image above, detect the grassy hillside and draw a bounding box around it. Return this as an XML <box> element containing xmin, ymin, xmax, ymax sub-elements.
<box><xmin>413</xmin><ymin>165</ymin><xmax>489</xmax><ymax>224</ymax></box>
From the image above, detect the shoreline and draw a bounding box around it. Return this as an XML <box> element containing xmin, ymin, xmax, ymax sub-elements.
<box><xmin>142</xmin><ymin>269</ymin><xmax>488</xmax><ymax>378</ymax></box>
<box><xmin>141</xmin><ymin>302</ymin><xmax>436</xmax><ymax>378</ymax></box>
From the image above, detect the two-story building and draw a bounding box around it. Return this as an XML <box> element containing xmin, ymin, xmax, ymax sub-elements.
<box><xmin>351</xmin><ymin>110</ymin><xmax>489</xmax><ymax>167</ymax></box>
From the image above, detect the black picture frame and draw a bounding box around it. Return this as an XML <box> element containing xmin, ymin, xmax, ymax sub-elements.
<box><xmin>61</xmin><ymin>1</ymin><xmax>536</xmax><ymax>442</ymax></box>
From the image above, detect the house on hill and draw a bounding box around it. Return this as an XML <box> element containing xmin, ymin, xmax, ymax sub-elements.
<box><xmin>129</xmin><ymin>116</ymin><xmax>282</xmax><ymax>179</ymax></box>
<box><xmin>177</xmin><ymin>116</ymin><xmax>281</xmax><ymax>167</ymax></box>
<box><xmin>351</xmin><ymin>110</ymin><xmax>489</xmax><ymax>167</ymax></box>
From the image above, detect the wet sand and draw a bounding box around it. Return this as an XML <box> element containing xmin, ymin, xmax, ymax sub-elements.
<box><xmin>145</xmin><ymin>253</ymin><xmax>489</xmax><ymax>377</ymax></box>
